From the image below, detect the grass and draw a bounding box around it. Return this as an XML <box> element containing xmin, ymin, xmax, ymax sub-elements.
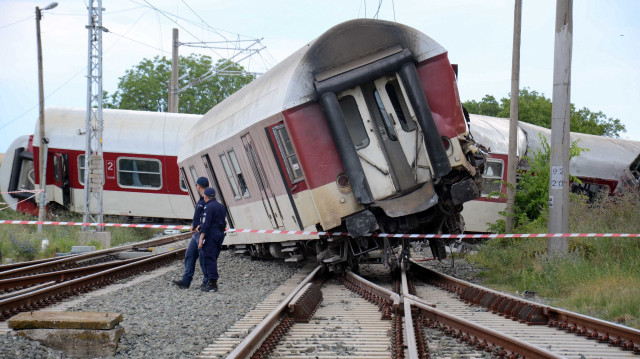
<box><xmin>0</xmin><ymin>193</ymin><xmax>165</xmax><ymax>263</ymax></box>
<box><xmin>470</xmin><ymin>189</ymin><xmax>640</xmax><ymax>329</ymax></box>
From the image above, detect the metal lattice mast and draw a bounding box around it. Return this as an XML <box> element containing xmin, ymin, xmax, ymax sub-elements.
<box><xmin>83</xmin><ymin>0</ymin><xmax>104</xmax><ymax>227</ymax></box>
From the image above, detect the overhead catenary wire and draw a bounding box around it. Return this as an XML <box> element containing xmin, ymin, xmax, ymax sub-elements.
<box><xmin>0</xmin><ymin>15</ymin><xmax>32</xmax><ymax>30</ymax></box>
<box><xmin>0</xmin><ymin>0</ymin><xmax>271</xmax><ymax>131</ymax></box>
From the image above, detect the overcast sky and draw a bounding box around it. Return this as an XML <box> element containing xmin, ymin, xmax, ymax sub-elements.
<box><xmin>1</xmin><ymin>0</ymin><xmax>638</xmax><ymax>153</ymax></box>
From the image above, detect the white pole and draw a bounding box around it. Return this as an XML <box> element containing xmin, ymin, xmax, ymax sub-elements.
<box><xmin>506</xmin><ymin>0</ymin><xmax>522</xmax><ymax>233</ymax></box>
<box><xmin>35</xmin><ymin>2</ymin><xmax>58</xmax><ymax>232</ymax></box>
<box><xmin>548</xmin><ymin>0</ymin><xmax>573</xmax><ymax>255</ymax></box>
<box><xmin>168</xmin><ymin>28</ymin><xmax>179</xmax><ymax>113</ymax></box>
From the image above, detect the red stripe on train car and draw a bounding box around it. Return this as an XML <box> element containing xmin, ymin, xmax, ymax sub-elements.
<box><xmin>284</xmin><ymin>102</ymin><xmax>345</xmax><ymax>190</ymax></box>
<box><xmin>416</xmin><ymin>53</ymin><xmax>467</xmax><ymax>138</ymax></box>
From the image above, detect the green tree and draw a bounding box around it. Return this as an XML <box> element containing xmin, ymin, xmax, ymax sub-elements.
<box><xmin>488</xmin><ymin>135</ymin><xmax>588</xmax><ymax>233</ymax></box>
<box><xmin>463</xmin><ymin>95</ymin><xmax>501</xmax><ymax>117</ymax></box>
<box><xmin>108</xmin><ymin>54</ymin><xmax>256</xmax><ymax>114</ymax></box>
<box><xmin>463</xmin><ymin>88</ymin><xmax>626</xmax><ymax>137</ymax></box>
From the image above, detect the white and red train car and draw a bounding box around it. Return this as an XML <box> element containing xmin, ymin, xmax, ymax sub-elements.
<box><xmin>178</xmin><ymin>19</ymin><xmax>485</xmax><ymax>269</ymax></box>
<box><xmin>462</xmin><ymin>114</ymin><xmax>640</xmax><ymax>232</ymax></box>
<box><xmin>0</xmin><ymin>107</ymin><xmax>201</xmax><ymax>221</ymax></box>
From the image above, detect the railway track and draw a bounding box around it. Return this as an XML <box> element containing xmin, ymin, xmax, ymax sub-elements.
<box><xmin>409</xmin><ymin>259</ymin><xmax>640</xmax><ymax>358</ymax></box>
<box><xmin>201</xmin><ymin>259</ymin><xmax>640</xmax><ymax>358</ymax></box>
<box><xmin>0</xmin><ymin>232</ymin><xmax>190</xmax><ymax>321</ymax></box>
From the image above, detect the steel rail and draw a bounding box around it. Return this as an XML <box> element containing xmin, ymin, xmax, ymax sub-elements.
<box><xmin>408</xmin><ymin>297</ymin><xmax>565</xmax><ymax>359</ymax></box>
<box><xmin>0</xmin><ymin>254</ymin><xmax>154</xmax><ymax>293</ymax></box>
<box><xmin>0</xmin><ymin>247</ymin><xmax>186</xmax><ymax>321</ymax></box>
<box><xmin>0</xmin><ymin>281</ymin><xmax>56</xmax><ymax>301</ymax></box>
<box><xmin>410</xmin><ymin>259</ymin><xmax>640</xmax><ymax>351</ymax></box>
<box><xmin>344</xmin><ymin>270</ymin><xmax>402</xmax><ymax>308</ymax></box>
<box><xmin>225</xmin><ymin>265</ymin><xmax>323</xmax><ymax>359</ymax></box>
<box><xmin>0</xmin><ymin>256</ymin><xmax>63</xmax><ymax>272</ymax></box>
<box><xmin>401</xmin><ymin>267</ymin><xmax>419</xmax><ymax>359</ymax></box>
<box><xmin>0</xmin><ymin>232</ymin><xmax>189</xmax><ymax>279</ymax></box>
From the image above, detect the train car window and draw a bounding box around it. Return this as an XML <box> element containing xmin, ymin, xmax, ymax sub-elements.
<box><xmin>20</xmin><ymin>162</ymin><xmax>36</xmax><ymax>192</ymax></box>
<box><xmin>53</xmin><ymin>155</ymin><xmax>61</xmax><ymax>182</ymax></box>
<box><xmin>78</xmin><ymin>155</ymin><xmax>86</xmax><ymax>185</ymax></box>
<box><xmin>338</xmin><ymin>95</ymin><xmax>370</xmax><ymax>149</ymax></box>
<box><xmin>272</xmin><ymin>125</ymin><xmax>304</xmax><ymax>183</ymax></box>
<box><xmin>228</xmin><ymin>150</ymin><xmax>250</xmax><ymax>198</ymax></box>
<box><xmin>481</xmin><ymin>159</ymin><xmax>504</xmax><ymax>197</ymax></box>
<box><xmin>117</xmin><ymin>158</ymin><xmax>162</xmax><ymax>189</ymax></box>
<box><xmin>385</xmin><ymin>81</ymin><xmax>416</xmax><ymax>132</ymax></box>
<box><xmin>189</xmin><ymin>166</ymin><xmax>198</xmax><ymax>184</ymax></box>
<box><xmin>220</xmin><ymin>154</ymin><xmax>241</xmax><ymax>199</ymax></box>
<box><xmin>373</xmin><ymin>90</ymin><xmax>398</xmax><ymax>141</ymax></box>
<box><xmin>179</xmin><ymin>171</ymin><xmax>187</xmax><ymax>192</ymax></box>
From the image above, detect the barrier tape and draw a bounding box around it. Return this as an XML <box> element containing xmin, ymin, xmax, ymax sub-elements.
<box><xmin>0</xmin><ymin>194</ymin><xmax>38</xmax><ymax>212</ymax></box>
<box><xmin>0</xmin><ymin>189</ymin><xmax>42</xmax><ymax>194</ymax></box>
<box><xmin>0</xmin><ymin>220</ymin><xmax>639</xmax><ymax>239</ymax></box>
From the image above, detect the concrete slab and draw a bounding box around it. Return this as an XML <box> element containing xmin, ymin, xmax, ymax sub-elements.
<box><xmin>16</xmin><ymin>327</ymin><xmax>124</xmax><ymax>358</ymax></box>
<box><xmin>77</xmin><ymin>231</ymin><xmax>111</xmax><ymax>248</ymax></box>
<box><xmin>8</xmin><ymin>311</ymin><xmax>123</xmax><ymax>330</ymax></box>
<box><xmin>70</xmin><ymin>246</ymin><xmax>96</xmax><ymax>254</ymax></box>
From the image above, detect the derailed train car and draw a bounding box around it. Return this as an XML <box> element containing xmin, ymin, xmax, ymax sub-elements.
<box><xmin>178</xmin><ymin>19</ymin><xmax>485</xmax><ymax>270</ymax></box>
<box><xmin>462</xmin><ymin>114</ymin><xmax>640</xmax><ymax>232</ymax></box>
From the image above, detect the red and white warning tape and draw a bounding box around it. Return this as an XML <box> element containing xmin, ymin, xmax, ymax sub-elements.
<box><xmin>0</xmin><ymin>189</ymin><xmax>42</xmax><ymax>194</ymax></box>
<box><xmin>0</xmin><ymin>220</ymin><xmax>638</xmax><ymax>239</ymax></box>
<box><xmin>0</xmin><ymin>194</ymin><xmax>38</xmax><ymax>212</ymax></box>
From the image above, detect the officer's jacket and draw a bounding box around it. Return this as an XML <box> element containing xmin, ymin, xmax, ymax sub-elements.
<box><xmin>192</xmin><ymin>196</ymin><xmax>206</xmax><ymax>229</ymax></box>
<box><xmin>200</xmin><ymin>199</ymin><xmax>227</xmax><ymax>243</ymax></box>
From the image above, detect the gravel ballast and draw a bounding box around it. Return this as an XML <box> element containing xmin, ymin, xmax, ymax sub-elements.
<box><xmin>1</xmin><ymin>250</ymin><xmax>302</xmax><ymax>359</ymax></box>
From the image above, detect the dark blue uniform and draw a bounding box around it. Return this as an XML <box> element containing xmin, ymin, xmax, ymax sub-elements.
<box><xmin>180</xmin><ymin>196</ymin><xmax>208</xmax><ymax>286</ymax></box>
<box><xmin>192</xmin><ymin>196</ymin><xmax>206</xmax><ymax>229</ymax></box>
<box><xmin>199</xmin><ymin>198</ymin><xmax>227</xmax><ymax>281</ymax></box>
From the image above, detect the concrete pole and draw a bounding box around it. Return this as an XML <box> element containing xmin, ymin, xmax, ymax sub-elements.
<box><xmin>36</xmin><ymin>6</ymin><xmax>46</xmax><ymax>233</ymax></box>
<box><xmin>505</xmin><ymin>0</ymin><xmax>522</xmax><ymax>233</ymax></box>
<box><xmin>548</xmin><ymin>0</ymin><xmax>573</xmax><ymax>255</ymax></box>
<box><xmin>168</xmin><ymin>28</ymin><xmax>179</xmax><ymax>113</ymax></box>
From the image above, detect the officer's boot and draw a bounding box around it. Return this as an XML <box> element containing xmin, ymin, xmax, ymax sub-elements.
<box><xmin>201</xmin><ymin>279</ymin><xmax>218</xmax><ymax>292</ymax></box>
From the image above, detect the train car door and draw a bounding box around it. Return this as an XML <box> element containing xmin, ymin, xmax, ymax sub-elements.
<box><xmin>241</xmin><ymin>134</ymin><xmax>283</xmax><ymax>229</ymax></box>
<box><xmin>180</xmin><ymin>167</ymin><xmax>196</xmax><ymax>207</ymax></box>
<box><xmin>337</xmin><ymin>74</ymin><xmax>418</xmax><ymax>200</ymax></box>
<box><xmin>52</xmin><ymin>153</ymin><xmax>71</xmax><ymax>207</ymax></box>
<box><xmin>202</xmin><ymin>154</ymin><xmax>234</xmax><ymax>228</ymax></box>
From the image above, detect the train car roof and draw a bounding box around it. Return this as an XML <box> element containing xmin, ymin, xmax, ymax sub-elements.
<box><xmin>33</xmin><ymin>107</ymin><xmax>201</xmax><ymax>156</ymax></box>
<box><xmin>518</xmin><ymin>121</ymin><xmax>640</xmax><ymax>181</ymax></box>
<box><xmin>469</xmin><ymin>114</ymin><xmax>640</xmax><ymax>181</ymax></box>
<box><xmin>469</xmin><ymin>114</ymin><xmax>528</xmax><ymax>157</ymax></box>
<box><xmin>178</xmin><ymin>19</ymin><xmax>448</xmax><ymax>162</ymax></box>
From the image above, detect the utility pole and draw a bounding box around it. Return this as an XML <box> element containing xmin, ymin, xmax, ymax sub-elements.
<box><xmin>35</xmin><ymin>2</ymin><xmax>58</xmax><ymax>233</ymax></box>
<box><xmin>548</xmin><ymin>0</ymin><xmax>573</xmax><ymax>255</ymax></box>
<box><xmin>83</xmin><ymin>0</ymin><xmax>105</xmax><ymax>230</ymax></box>
<box><xmin>168</xmin><ymin>28</ymin><xmax>179</xmax><ymax>113</ymax></box>
<box><xmin>506</xmin><ymin>0</ymin><xmax>522</xmax><ymax>233</ymax></box>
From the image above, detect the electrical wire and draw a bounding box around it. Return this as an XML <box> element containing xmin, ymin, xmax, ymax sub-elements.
<box><xmin>107</xmin><ymin>30</ymin><xmax>168</xmax><ymax>54</ymax></box>
<box><xmin>0</xmin><ymin>7</ymin><xmax>161</xmax><ymax>130</ymax></box>
<box><xmin>392</xmin><ymin>0</ymin><xmax>396</xmax><ymax>21</ymax></box>
<box><xmin>140</xmin><ymin>0</ymin><xmax>222</xmax><ymax>59</ymax></box>
<box><xmin>180</xmin><ymin>0</ymin><xmax>229</xmax><ymax>42</ymax></box>
<box><xmin>0</xmin><ymin>15</ymin><xmax>32</xmax><ymax>30</ymax></box>
<box><xmin>374</xmin><ymin>0</ymin><xmax>382</xmax><ymax>19</ymax></box>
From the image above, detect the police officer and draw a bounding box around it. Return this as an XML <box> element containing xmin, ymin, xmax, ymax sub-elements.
<box><xmin>198</xmin><ymin>187</ymin><xmax>227</xmax><ymax>292</ymax></box>
<box><xmin>172</xmin><ymin>177</ymin><xmax>209</xmax><ymax>289</ymax></box>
